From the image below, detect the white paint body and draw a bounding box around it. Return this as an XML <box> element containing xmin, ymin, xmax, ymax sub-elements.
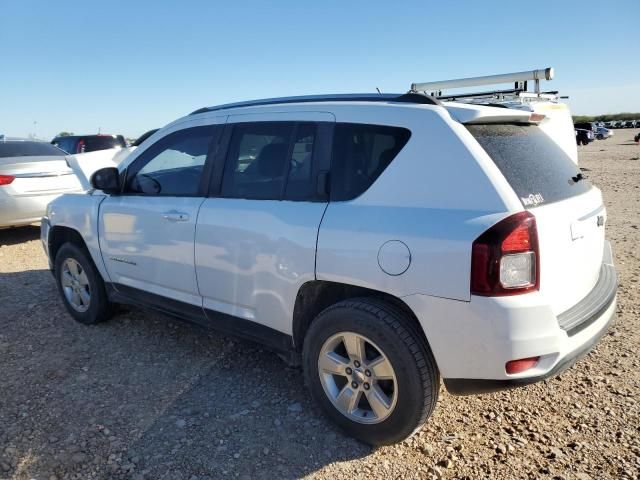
<box><xmin>42</xmin><ymin>98</ymin><xmax>615</xmax><ymax>385</ymax></box>
<box><xmin>0</xmin><ymin>155</ymin><xmax>83</xmax><ymax>228</ymax></box>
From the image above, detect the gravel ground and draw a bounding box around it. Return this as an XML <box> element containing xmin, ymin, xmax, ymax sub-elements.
<box><xmin>1</xmin><ymin>129</ymin><xmax>639</xmax><ymax>480</ymax></box>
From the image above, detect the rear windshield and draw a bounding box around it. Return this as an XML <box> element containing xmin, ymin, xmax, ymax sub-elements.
<box><xmin>0</xmin><ymin>141</ymin><xmax>65</xmax><ymax>158</ymax></box>
<box><xmin>79</xmin><ymin>136</ymin><xmax>126</xmax><ymax>153</ymax></box>
<box><xmin>467</xmin><ymin>124</ymin><xmax>591</xmax><ymax>208</ymax></box>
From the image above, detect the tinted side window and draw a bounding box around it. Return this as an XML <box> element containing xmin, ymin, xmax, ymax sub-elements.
<box><xmin>127</xmin><ymin>126</ymin><xmax>216</xmax><ymax>196</ymax></box>
<box><xmin>222</xmin><ymin>122</ymin><xmax>294</xmax><ymax>200</ymax></box>
<box><xmin>330</xmin><ymin>124</ymin><xmax>411</xmax><ymax>201</ymax></box>
<box><xmin>51</xmin><ymin>138</ymin><xmax>74</xmax><ymax>154</ymax></box>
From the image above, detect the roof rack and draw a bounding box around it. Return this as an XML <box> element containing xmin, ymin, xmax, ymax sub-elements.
<box><xmin>410</xmin><ymin>67</ymin><xmax>561</xmax><ymax>106</ymax></box>
<box><xmin>190</xmin><ymin>92</ymin><xmax>441</xmax><ymax>115</ymax></box>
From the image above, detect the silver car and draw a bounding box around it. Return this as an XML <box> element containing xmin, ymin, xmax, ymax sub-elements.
<box><xmin>0</xmin><ymin>140</ymin><xmax>83</xmax><ymax>228</ymax></box>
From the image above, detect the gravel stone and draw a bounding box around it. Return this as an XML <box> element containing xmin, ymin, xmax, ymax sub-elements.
<box><xmin>0</xmin><ymin>130</ymin><xmax>639</xmax><ymax>478</ymax></box>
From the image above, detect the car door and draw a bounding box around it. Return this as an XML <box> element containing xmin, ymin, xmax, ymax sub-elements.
<box><xmin>195</xmin><ymin>112</ymin><xmax>334</xmax><ymax>341</ymax></box>
<box><xmin>99</xmin><ymin>122</ymin><xmax>223</xmax><ymax>309</ymax></box>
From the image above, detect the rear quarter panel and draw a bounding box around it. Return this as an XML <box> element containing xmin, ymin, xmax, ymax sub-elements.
<box><xmin>317</xmin><ymin>105</ymin><xmax>521</xmax><ymax>301</ymax></box>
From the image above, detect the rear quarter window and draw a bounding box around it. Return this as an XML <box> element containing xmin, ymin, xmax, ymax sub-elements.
<box><xmin>330</xmin><ymin>124</ymin><xmax>411</xmax><ymax>201</ymax></box>
<box><xmin>467</xmin><ymin>124</ymin><xmax>591</xmax><ymax>208</ymax></box>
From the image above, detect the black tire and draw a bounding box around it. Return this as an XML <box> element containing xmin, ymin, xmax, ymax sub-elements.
<box><xmin>54</xmin><ymin>242</ymin><xmax>114</xmax><ymax>324</ymax></box>
<box><xmin>303</xmin><ymin>298</ymin><xmax>439</xmax><ymax>445</ymax></box>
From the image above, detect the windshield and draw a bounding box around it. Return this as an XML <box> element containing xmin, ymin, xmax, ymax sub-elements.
<box><xmin>0</xmin><ymin>141</ymin><xmax>66</xmax><ymax>158</ymax></box>
<box><xmin>467</xmin><ymin>124</ymin><xmax>592</xmax><ymax>208</ymax></box>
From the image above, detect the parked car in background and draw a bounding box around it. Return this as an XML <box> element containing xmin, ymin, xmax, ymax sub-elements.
<box><xmin>0</xmin><ymin>140</ymin><xmax>82</xmax><ymax>228</ymax></box>
<box><xmin>63</xmin><ymin>129</ymin><xmax>160</xmax><ymax>190</ymax></box>
<box><xmin>51</xmin><ymin>134</ymin><xmax>126</xmax><ymax>154</ymax></box>
<box><xmin>42</xmin><ymin>91</ymin><xmax>616</xmax><ymax>445</ymax></box>
<box><xmin>576</xmin><ymin>128</ymin><xmax>595</xmax><ymax>145</ymax></box>
<box><xmin>574</xmin><ymin>122</ymin><xmax>598</xmax><ymax>134</ymax></box>
<box><xmin>596</xmin><ymin>126</ymin><xmax>613</xmax><ymax>140</ymax></box>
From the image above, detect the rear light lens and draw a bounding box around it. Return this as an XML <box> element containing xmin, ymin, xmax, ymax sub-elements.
<box><xmin>0</xmin><ymin>175</ymin><xmax>15</xmax><ymax>186</ymax></box>
<box><xmin>505</xmin><ymin>356</ymin><xmax>540</xmax><ymax>374</ymax></box>
<box><xmin>471</xmin><ymin>211</ymin><xmax>539</xmax><ymax>296</ymax></box>
<box><xmin>500</xmin><ymin>252</ymin><xmax>535</xmax><ymax>288</ymax></box>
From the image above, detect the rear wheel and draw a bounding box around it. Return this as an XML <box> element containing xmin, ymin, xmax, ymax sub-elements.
<box><xmin>54</xmin><ymin>243</ymin><xmax>114</xmax><ymax>324</ymax></box>
<box><xmin>303</xmin><ymin>298</ymin><xmax>439</xmax><ymax>445</ymax></box>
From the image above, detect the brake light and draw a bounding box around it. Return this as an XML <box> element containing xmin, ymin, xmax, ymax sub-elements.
<box><xmin>0</xmin><ymin>175</ymin><xmax>15</xmax><ymax>186</ymax></box>
<box><xmin>471</xmin><ymin>211</ymin><xmax>539</xmax><ymax>296</ymax></box>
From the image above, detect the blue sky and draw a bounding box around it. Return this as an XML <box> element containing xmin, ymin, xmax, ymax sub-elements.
<box><xmin>1</xmin><ymin>0</ymin><xmax>638</xmax><ymax>139</ymax></box>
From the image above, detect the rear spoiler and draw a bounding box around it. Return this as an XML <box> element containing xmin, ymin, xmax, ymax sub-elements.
<box><xmin>444</xmin><ymin>103</ymin><xmax>545</xmax><ymax>125</ymax></box>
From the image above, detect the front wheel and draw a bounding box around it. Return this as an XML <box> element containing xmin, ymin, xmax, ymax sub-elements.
<box><xmin>303</xmin><ymin>298</ymin><xmax>439</xmax><ymax>445</ymax></box>
<box><xmin>54</xmin><ymin>243</ymin><xmax>114</xmax><ymax>324</ymax></box>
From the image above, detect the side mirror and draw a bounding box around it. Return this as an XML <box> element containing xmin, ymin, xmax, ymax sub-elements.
<box><xmin>90</xmin><ymin>167</ymin><xmax>120</xmax><ymax>194</ymax></box>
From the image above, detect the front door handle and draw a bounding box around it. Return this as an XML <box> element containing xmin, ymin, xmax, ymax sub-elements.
<box><xmin>162</xmin><ymin>211</ymin><xmax>190</xmax><ymax>222</ymax></box>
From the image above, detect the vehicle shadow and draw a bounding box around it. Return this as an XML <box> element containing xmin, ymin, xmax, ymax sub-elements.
<box><xmin>0</xmin><ymin>268</ymin><xmax>371</xmax><ymax>480</ymax></box>
<box><xmin>0</xmin><ymin>225</ymin><xmax>41</xmax><ymax>247</ymax></box>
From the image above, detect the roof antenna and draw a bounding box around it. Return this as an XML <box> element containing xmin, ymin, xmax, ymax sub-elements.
<box><xmin>376</xmin><ymin>87</ymin><xmax>382</xmax><ymax>95</ymax></box>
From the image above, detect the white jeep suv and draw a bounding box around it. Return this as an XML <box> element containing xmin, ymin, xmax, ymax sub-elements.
<box><xmin>41</xmin><ymin>93</ymin><xmax>617</xmax><ymax>445</ymax></box>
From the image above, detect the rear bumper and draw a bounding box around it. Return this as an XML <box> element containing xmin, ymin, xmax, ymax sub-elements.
<box><xmin>443</xmin><ymin>301</ymin><xmax>614</xmax><ymax>394</ymax></box>
<box><xmin>403</xmin><ymin>241</ymin><xmax>617</xmax><ymax>395</ymax></box>
<box><xmin>0</xmin><ymin>192</ymin><xmax>66</xmax><ymax>228</ymax></box>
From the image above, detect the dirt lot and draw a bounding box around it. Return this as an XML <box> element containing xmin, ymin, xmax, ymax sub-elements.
<box><xmin>1</xmin><ymin>129</ymin><xmax>639</xmax><ymax>480</ymax></box>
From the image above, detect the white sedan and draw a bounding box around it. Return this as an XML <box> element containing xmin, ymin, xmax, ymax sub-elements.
<box><xmin>0</xmin><ymin>140</ymin><xmax>83</xmax><ymax>228</ymax></box>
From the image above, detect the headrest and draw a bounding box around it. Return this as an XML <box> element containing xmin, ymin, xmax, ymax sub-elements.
<box><xmin>257</xmin><ymin>142</ymin><xmax>287</xmax><ymax>178</ymax></box>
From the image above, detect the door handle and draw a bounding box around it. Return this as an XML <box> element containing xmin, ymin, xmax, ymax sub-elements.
<box><xmin>162</xmin><ymin>211</ymin><xmax>190</xmax><ymax>222</ymax></box>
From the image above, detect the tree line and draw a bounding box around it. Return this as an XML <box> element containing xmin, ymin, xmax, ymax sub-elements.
<box><xmin>572</xmin><ymin>113</ymin><xmax>640</xmax><ymax>123</ymax></box>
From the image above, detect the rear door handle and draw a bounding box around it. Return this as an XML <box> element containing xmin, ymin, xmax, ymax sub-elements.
<box><xmin>162</xmin><ymin>211</ymin><xmax>190</xmax><ymax>222</ymax></box>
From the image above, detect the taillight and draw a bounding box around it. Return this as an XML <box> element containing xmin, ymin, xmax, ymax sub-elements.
<box><xmin>471</xmin><ymin>211</ymin><xmax>539</xmax><ymax>296</ymax></box>
<box><xmin>0</xmin><ymin>175</ymin><xmax>15</xmax><ymax>186</ymax></box>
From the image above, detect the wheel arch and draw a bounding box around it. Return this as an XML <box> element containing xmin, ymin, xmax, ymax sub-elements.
<box><xmin>48</xmin><ymin>225</ymin><xmax>89</xmax><ymax>268</ymax></box>
<box><xmin>292</xmin><ymin>280</ymin><xmax>430</xmax><ymax>353</ymax></box>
